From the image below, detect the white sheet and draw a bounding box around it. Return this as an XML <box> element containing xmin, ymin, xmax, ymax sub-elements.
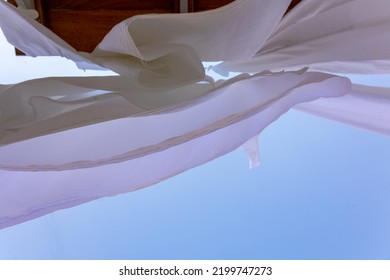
<box><xmin>0</xmin><ymin>0</ymin><xmax>389</xmax><ymax>229</ymax></box>
<box><xmin>0</xmin><ymin>71</ymin><xmax>351</xmax><ymax>229</ymax></box>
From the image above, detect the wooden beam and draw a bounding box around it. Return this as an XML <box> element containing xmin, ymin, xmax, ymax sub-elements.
<box><xmin>188</xmin><ymin>0</ymin><xmax>234</xmax><ymax>12</ymax></box>
<box><xmin>188</xmin><ymin>0</ymin><xmax>302</xmax><ymax>13</ymax></box>
<box><xmin>173</xmin><ymin>0</ymin><xmax>180</xmax><ymax>13</ymax></box>
<box><xmin>7</xmin><ymin>0</ymin><xmax>17</xmax><ymax>6</ymax></box>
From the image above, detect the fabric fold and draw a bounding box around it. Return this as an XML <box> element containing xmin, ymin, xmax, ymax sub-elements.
<box><xmin>0</xmin><ymin>1</ymin><xmax>97</xmax><ymax>69</ymax></box>
<box><xmin>95</xmin><ymin>0</ymin><xmax>291</xmax><ymax>61</ymax></box>
<box><xmin>242</xmin><ymin>135</ymin><xmax>261</xmax><ymax>169</ymax></box>
<box><xmin>0</xmin><ymin>0</ymin><xmax>389</xmax><ymax>230</ymax></box>
<box><xmin>0</xmin><ymin>1</ymin><xmax>205</xmax><ymax>87</ymax></box>
<box><xmin>0</xmin><ymin>76</ymin><xmax>215</xmax><ymax>146</ymax></box>
<box><xmin>216</xmin><ymin>0</ymin><xmax>390</xmax><ymax>74</ymax></box>
<box><xmin>296</xmin><ymin>84</ymin><xmax>390</xmax><ymax>136</ymax></box>
<box><xmin>0</xmin><ymin>71</ymin><xmax>351</xmax><ymax>229</ymax></box>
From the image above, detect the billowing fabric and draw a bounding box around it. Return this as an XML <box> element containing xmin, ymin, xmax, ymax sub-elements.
<box><xmin>0</xmin><ymin>0</ymin><xmax>389</xmax><ymax>229</ymax></box>
<box><xmin>217</xmin><ymin>0</ymin><xmax>390</xmax><ymax>74</ymax></box>
<box><xmin>297</xmin><ymin>84</ymin><xmax>390</xmax><ymax>136</ymax></box>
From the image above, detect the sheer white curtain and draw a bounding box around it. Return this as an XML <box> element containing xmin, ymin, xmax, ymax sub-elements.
<box><xmin>0</xmin><ymin>0</ymin><xmax>389</xmax><ymax>229</ymax></box>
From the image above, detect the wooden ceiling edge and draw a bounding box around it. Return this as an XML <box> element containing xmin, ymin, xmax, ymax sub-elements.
<box><xmin>188</xmin><ymin>0</ymin><xmax>195</xmax><ymax>12</ymax></box>
<box><xmin>7</xmin><ymin>0</ymin><xmax>17</xmax><ymax>6</ymax></box>
<box><xmin>173</xmin><ymin>0</ymin><xmax>180</xmax><ymax>13</ymax></box>
<box><xmin>7</xmin><ymin>0</ymin><xmax>303</xmax><ymax>22</ymax></box>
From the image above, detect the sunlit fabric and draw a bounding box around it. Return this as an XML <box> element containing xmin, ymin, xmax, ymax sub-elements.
<box><xmin>0</xmin><ymin>0</ymin><xmax>389</xmax><ymax>229</ymax></box>
<box><xmin>297</xmin><ymin>84</ymin><xmax>390</xmax><ymax>136</ymax></box>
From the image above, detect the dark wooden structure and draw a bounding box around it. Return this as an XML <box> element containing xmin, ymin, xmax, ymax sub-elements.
<box><xmin>9</xmin><ymin>0</ymin><xmax>302</xmax><ymax>53</ymax></box>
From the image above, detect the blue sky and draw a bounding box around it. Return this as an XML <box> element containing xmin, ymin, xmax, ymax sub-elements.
<box><xmin>0</xmin><ymin>28</ymin><xmax>390</xmax><ymax>260</ymax></box>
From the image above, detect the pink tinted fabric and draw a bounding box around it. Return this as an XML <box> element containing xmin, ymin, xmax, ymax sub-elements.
<box><xmin>0</xmin><ymin>0</ymin><xmax>389</xmax><ymax>229</ymax></box>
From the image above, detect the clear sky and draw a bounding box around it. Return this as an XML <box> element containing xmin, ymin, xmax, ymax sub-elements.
<box><xmin>0</xmin><ymin>28</ymin><xmax>390</xmax><ymax>260</ymax></box>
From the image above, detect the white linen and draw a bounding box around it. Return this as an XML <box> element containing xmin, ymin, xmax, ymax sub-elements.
<box><xmin>0</xmin><ymin>71</ymin><xmax>351</xmax><ymax>229</ymax></box>
<box><xmin>95</xmin><ymin>0</ymin><xmax>291</xmax><ymax>61</ymax></box>
<box><xmin>217</xmin><ymin>0</ymin><xmax>390</xmax><ymax>74</ymax></box>
<box><xmin>297</xmin><ymin>84</ymin><xmax>390</xmax><ymax>136</ymax></box>
<box><xmin>0</xmin><ymin>0</ymin><xmax>389</xmax><ymax>229</ymax></box>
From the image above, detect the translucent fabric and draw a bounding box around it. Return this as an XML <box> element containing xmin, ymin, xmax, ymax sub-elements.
<box><xmin>297</xmin><ymin>84</ymin><xmax>390</xmax><ymax>136</ymax></box>
<box><xmin>0</xmin><ymin>72</ymin><xmax>351</xmax><ymax>229</ymax></box>
<box><xmin>0</xmin><ymin>0</ymin><xmax>389</xmax><ymax>229</ymax></box>
<box><xmin>217</xmin><ymin>0</ymin><xmax>390</xmax><ymax>74</ymax></box>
